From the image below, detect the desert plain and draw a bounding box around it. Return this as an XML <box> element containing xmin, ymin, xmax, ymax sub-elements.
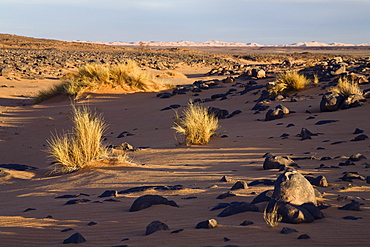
<box><xmin>0</xmin><ymin>34</ymin><xmax>370</xmax><ymax>246</ymax></box>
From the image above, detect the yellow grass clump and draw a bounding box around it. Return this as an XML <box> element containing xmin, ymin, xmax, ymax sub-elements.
<box><xmin>268</xmin><ymin>71</ymin><xmax>311</xmax><ymax>95</ymax></box>
<box><xmin>34</xmin><ymin>60</ymin><xmax>169</xmax><ymax>103</ymax></box>
<box><xmin>173</xmin><ymin>102</ymin><xmax>219</xmax><ymax>146</ymax></box>
<box><xmin>328</xmin><ymin>77</ymin><xmax>363</xmax><ymax>97</ymax></box>
<box><xmin>47</xmin><ymin>105</ymin><xmax>108</xmax><ymax>174</ymax></box>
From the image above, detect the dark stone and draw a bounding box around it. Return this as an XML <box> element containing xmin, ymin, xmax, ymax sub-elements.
<box><xmin>157</xmin><ymin>92</ymin><xmax>173</xmax><ymax>98</ymax></box>
<box><xmin>64</xmin><ymin>199</ymin><xmax>91</xmax><ymax>205</ymax></box>
<box><xmin>353</xmin><ymin>128</ymin><xmax>364</xmax><ymax>134</ymax></box>
<box><xmin>297</xmin><ymin>234</ymin><xmax>310</xmax><ymax>239</ymax></box>
<box><xmin>220</xmin><ymin>175</ymin><xmax>230</xmax><ymax>182</ymax></box>
<box><xmin>315</xmin><ymin>120</ymin><xmax>338</xmax><ymax>125</ymax></box>
<box><xmin>230</xmin><ymin>181</ymin><xmax>248</xmax><ymax>190</ymax></box>
<box><xmin>98</xmin><ymin>190</ymin><xmax>117</xmax><ymax>198</ymax></box>
<box><xmin>320</xmin><ymin>92</ymin><xmax>344</xmax><ymax>112</ymax></box>
<box><xmin>263</xmin><ymin>155</ymin><xmax>296</xmax><ymax>170</ymax></box>
<box><xmin>252</xmin><ymin>102</ymin><xmax>269</xmax><ymax>111</ymax></box>
<box><xmin>208</xmin><ymin>107</ymin><xmax>229</xmax><ymax>119</ymax></box>
<box><xmin>265</xmin><ymin>108</ymin><xmax>284</xmax><ymax>121</ymax></box>
<box><xmin>311</xmin><ymin>175</ymin><xmax>329</xmax><ymax>187</ymax></box>
<box><xmin>195</xmin><ymin>219</ymin><xmax>218</xmax><ymax>229</ymax></box>
<box><xmin>340</xmin><ymin>94</ymin><xmax>365</xmax><ymax>109</ymax></box>
<box><xmin>63</xmin><ymin>232</ymin><xmax>86</xmax><ymax>244</ymax></box>
<box><xmin>248</xmin><ymin>179</ymin><xmax>275</xmax><ymax>186</ymax></box>
<box><xmin>224</xmin><ymin>237</ymin><xmax>231</xmax><ymax>242</ymax></box>
<box><xmin>217</xmin><ymin>202</ymin><xmax>259</xmax><ymax>217</ymax></box>
<box><xmin>117</xmin><ymin>131</ymin><xmax>134</xmax><ymax>138</ymax></box>
<box><xmin>23</xmin><ymin>208</ymin><xmax>36</xmax><ymax>212</ymax></box>
<box><xmin>339</xmin><ymin>160</ymin><xmax>356</xmax><ymax>166</ymax></box>
<box><xmin>298</xmin><ymin>128</ymin><xmax>317</xmax><ymax>140</ymax></box>
<box><xmin>251</xmin><ymin>190</ymin><xmax>273</xmax><ymax>204</ymax></box>
<box><xmin>0</xmin><ymin>164</ymin><xmax>38</xmax><ymax>171</ymax></box>
<box><xmin>273</xmin><ymin>170</ymin><xmax>317</xmax><ymax>206</ymax></box>
<box><xmin>240</xmin><ymin>220</ymin><xmax>254</xmax><ymax>226</ymax></box>
<box><xmin>104</xmin><ymin>198</ymin><xmax>121</xmax><ymax>202</ymax></box>
<box><xmin>129</xmin><ymin>195</ymin><xmax>178</xmax><ymax>212</ymax></box>
<box><xmin>0</xmin><ymin>168</ymin><xmax>10</xmax><ymax>178</ymax></box>
<box><xmin>342</xmin><ymin>216</ymin><xmax>362</xmax><ymax>220</ymax></box>
<box><xmin>160</xmin><ymin>104</ymin><xmax>181</xmax><ymax>111</ymax></box>
<box><xmin>210</xmin><ymin>203</ymin><xmax>230</xmax><ymax>211</ymax></box>
<box><xmin>300</xmin><ymin>203</ymin><xmax>325</xmax><ymax>219</ymax></box>
<box><xmin>280</xmin><ymin>227</ymin><xmax>298</xmax><ymax>234</ymax></box>
<box><xmin>118</xmin><ymin>185</ymin><xmax>183</xmax><ymax>194</ymax></box>
<box><xmin>216</xmin><ymin>191</ymin><xmax>237</xmax><ymax>199</ymax></box>
<box><xmin>87</xmin><ymin>221</ymin><xmax>97</xmax><ymax>226</ymax></box>
<box><xmin>351</xmin><ymin>134</ymin><xmax>369</xmax><ymax>142</ymax></box>
<box><xmin>340</xmin><ymin>172</ymin><xmax>365</xmax><ymax>181</ymax></box>
<box><xmin>227</xmin><ymin>110</ymin><xmax>242</xmax><ymax>118</ymax></box>
<box><xmin>286</xmin><ymin>123</ymin><xmax>295</xmax><ymax>128</ymax></box>
<box><xmin>367</xmin><ymin>176</ymin><xmax>370</xmax><ymax>184</ymax></box>
<box><xmin>171</xmin><ymin>229</ymin><xmax>184</xmax><ymax>234</ymax></box>
<box><xmin>146</xmin><ymin>220</ymin><xmax>169</xmax><ymax>235</ymax></box>
<box><xmin>61</xmin><ymin>228</ymin><xmax>74</xmax><ymax>232</ymax></box>
<box><xmin>338</xmin><ymin>200</ymin><xmax>361</xmax><ymax>211</ymax></box>
<box><xmin>349</xmin><ymin>153</ymin><xmax>367</xmax><ymax>161</ymax></box>
<box><xmin>331</xmin><ymin>141</ymin><xmax>347</xmax><ymax>145</ymax></box>
<box><xmin>55</xmin><ymin>194</ymin><xmax>81</xmax><ymax>199</ymax></box>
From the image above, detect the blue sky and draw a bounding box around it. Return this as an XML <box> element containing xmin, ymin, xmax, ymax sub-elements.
<box><xmin>1</xmin><ymin>0</ymin><xmax>369</xmax><ymax>45</ymax></box>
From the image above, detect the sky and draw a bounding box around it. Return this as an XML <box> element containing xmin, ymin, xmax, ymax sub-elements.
<box><xmin>0</xmin><ymin>0</ymin><xmax>369</xmax><ymax>45</ymax></box>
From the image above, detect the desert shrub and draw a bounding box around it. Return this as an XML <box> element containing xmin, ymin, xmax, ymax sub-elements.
<box><xmin>328</xmin><ymin>77</ymin><xmax>363</xmax><ymax>97</ymax></box>
<box><xmin>47</xmin><ymin>105</ymin><xmax>108</xmax><ymax>173</ymax></box>
<box><xmin>268</xmin><ymin>71</ymin><xmax>311</xmax><ymax>95</ymax></box>
<box><xmin>263</xmin><ymin>201</ymin><xmax>282</xmax><ymax>227</ymax></box>
<box><xmin>172</xmin><ymin>102</ymin><xmax>219</xmax><ymax>145</ymax></box>
<box><xmin>34</xmin><ymin>60</ymin><xmax>169</xmax><ymax>103</ymax></box>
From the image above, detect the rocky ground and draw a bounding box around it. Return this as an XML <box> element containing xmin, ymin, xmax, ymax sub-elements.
<box><xmin>0</xmin><ymin>34</ymin><xmax>370</xmax><ymax>247</ymax></box>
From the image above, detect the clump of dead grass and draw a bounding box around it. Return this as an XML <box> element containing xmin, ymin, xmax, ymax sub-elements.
<box><xmin>172</xmin><ymin>102</ymin><xmax>219</xmax><ymax>146</ymax></box>
<box><xmin>328</xmin><ymin>77</ymin><xmax>363</xmax><ymax>97</ymax></box>
<box><xmin>47</xmin><ymin>105</ymin><xmax>108</xmax><ymax>174</ymax></box>
<box><xmin>268</xmin><ymin>71</ymin><xmax>311</xmax><ymax>95</ymax></box>
<box><xmin>263</xmin><ymin>201</ymin><xmax>282</xmax><ymax>227</ymax></box>
<box><xmin>34</xmin><ymin>60</ymin><xmax>169</xmax><ymax>103</ymax></box>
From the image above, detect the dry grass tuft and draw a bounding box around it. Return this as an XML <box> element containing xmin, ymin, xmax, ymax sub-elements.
<box><xmin>34</xmin><ymin>60</ymin><xmax>169</xmax><ymax>103</ymax></box>
<box><xmin>328</xmin><ymin>77</ymin><xmax>363</xmax><ymax>97</ymax></box>
<box><xmin>172</xmin><ymin>102</ymin><xmax>219</xmax><ymax>146</ymax></box>
<box><xmin>47</xmin><ymin>105</ymin><xmax>108</xmax><ymax>174</ymax></box>
<box><xmin>268</xmin><ymin>71</ymin><xmax>311</xmax><ymax>95</ymax></box>
<box><xmin>263</xmin><ymin>201</ymin><xmax>282</xmax><ymax>227</ymax></box>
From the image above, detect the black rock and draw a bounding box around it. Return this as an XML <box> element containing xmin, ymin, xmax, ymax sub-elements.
<box><xmin>351</xmin><ymin>134</ymin><xmax>369</xmax><ymax>142</ymax></box>
<box><xmin>146</xmin><ymin>220</ymin><xmax>169</xmax><ymax>235</ymax></box>
<box><xmin>227</xmin><ymin>110</ymin><xmax>242</xmax><ymax>118</ymax></box>
<box><xmin>220</xmin><ymin>175</ymin><xmax>230</xmax><ymax>182</ymax></box>
<box><xmin>349</xmin><ymin>153</ymin><xmax>367</xmax><ymax>162</ymax></box>
<box><xmin>353</xmin><ymin>128</ymin><xmax>364</xmax><ymax>134</ymax></box>
<box><xmin>210</xmin><ymin>203</ymin><xmax>230</xmax><ymax>211</ymax></box>
<box><xmin>157</xmin><ymin>92</ymin><xmax>173</xmax><ymax>99</ymax></box>
<box><xmin>23</xmin><ymin>208</ymin><xmax>36</xmax><ymax>212</ymax></box>
<box><xmin>118</xmin><ymin>185</ymin><xmax>183</xmax><ymax>194</ymax></box>
<box><xmin>195</xmin><ymin>219</ymin><xmax>218</xmax><ymax>229</ymax></box>
<box><xmin>217</xmin><ymin>202</ymin><xmax>259</xmax><ymax>217</ymax></box>
<box><xmin>129</xmin><ymin>195</ymin><xmax>179</xmax><ymax>212</ymax></box>
<box><xmin>342</xmin><ymin>216</ymin><xmax>362</xmax><ymax>220</ymax></box>
<box><xmin>98</xmin><ymin>190</ymin><xmax>118</xmax><ymax>198</ymax></box>
<box><xmin>216</xmin><ymin>191</ymin><xmax>236</xmax><ymax>199</ymax></box>
<box><xmin>340</xmin><ymin>172</ymin><xmax>365</xmax><ymax>181</ymax></box>
<box><xmin>0</xmin><ymin>164</ymin><xmax>38</xmax><ymax>171</ymax></box>
<box><xmin>224</xmin><ymin>237</ymin><xmax>231</xmax><ymax>242</ymax></box>
<box><xmin>208</xmin><ymin>107</ymin><xmax>229</xmax><ymax>119</ymax></box>
<box><xmin>263</xmin><ymin>155</ymin><xmax>296</xmax><ymax>170</ymax></box>
<box><xmin>64</xmin><ymin>199</ymin><xmax>91</xmax><ymax>205</ymax></box>
<box><xmin>230</xmin><ymin>181</ymin><xmax>248</xmax><ymax>190</ymax></box>
<box><xmin>171</xmin><ymin>229</ymin><xmax>184</xmax><ymax>234</ymax></box>
<box><xmin>315</xmin><ymin>120</ymin><xmax>338</xmax><ymax>125</ymax></box>
<box><xmin>55</xmin><ymin>194</ymin><xmax>80</xmax><ymax>199</ymax></box>
<box><xmin>286</xmin><ymin>123</ymin><xmax>295</xmax><ymax>128</ymax></box>
<box><xmin>311</xmin><ymin>175</ymin><xmax>329</xmax><ymax>187</ymax></box>
<box><xmin>338</xmin><ymin>200</ymin><xmax>361</xmax><ymax>211</ymax></box>
<box><xmin>251</xmin><ymin>190</ymin><xmax>273</xmax><ymax>204</ymax></box>
<box><xmin>87</xmin><ymin>221</ymin><xmax>97</xmax><ymax>226</ymax></box>
<box><xmin>320</xmin><ymin>92</ymin><xmax>344</xmax><ymax>112</ymax></box>
<box><xmin>240</xmin><ymin>220</ymin><xmax>254</xmax><ymax>226</ymax></box>
<box><xmin>280</xmin><ymin>227</ymin><xmax>298</xmax><ymax>234</ymax></box>
<box><xmin>248</xmin><ymin>179</ymin><xmax>275</xmax><ymax>186</ymax></box>
<box><xmin>61</xmin><ymin>228</ymin><xmax>74</xmax><ymax>232</ymax></box>
<box><xmin>104</xmin><ymin>198</ymin><xmax>121</xmax><ymax>202</ymax></box>
<box><xmin>298</xmin><ymin>128</ymin><xmax>318</xmax><ymax>140</ymax></box>
<box><xmin>63</xmin><ymin>232</ymin><xmax>86</xmax><ymax>244</ymax></box>
<box><xmin>297</xmin><ymin>234</ymin><xmax>310</xmax><ymax>239</ymax></box>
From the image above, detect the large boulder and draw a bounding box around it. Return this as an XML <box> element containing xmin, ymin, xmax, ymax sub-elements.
<box><xmin>272</xmin><ymin>169</ymin><xmax>317</xmax><ymax>206</ymax></box>
<box><xmin>320</xmin><ymin>92</ymin><xmax>344</xmax><ymax>112</ymax></box>
<box><xmin>129</xmin><ymin>195</ymin><xmax>179</xmax><ymax>212</ymax></box>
